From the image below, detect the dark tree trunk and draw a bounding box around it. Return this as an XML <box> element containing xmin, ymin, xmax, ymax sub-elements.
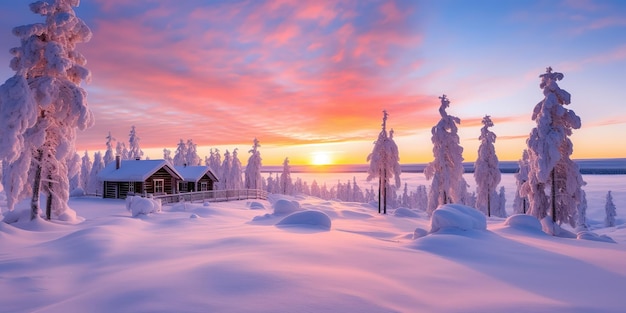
<box><xmin>46</xmin><ymin>175</ymin><xmax>52</xmax><ymax>220</ymax></box>
<box><xmin>30</xmin><ymin>149</ymin><xmax>44</xmax><ymax>220</ymax></box>
<box><xmin>551</xmin><ymin>168</ymin><xmax>556</xmax><ymax>223</ymax></box>
<box><xmin>377</xmin><ymin>175</ymin><xmax>382</xmax><ymax>214</ymax></box>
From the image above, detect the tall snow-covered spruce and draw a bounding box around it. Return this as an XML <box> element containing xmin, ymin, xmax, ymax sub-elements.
<box><xmin>473</xmin><ymin>115</ymin><xmax>503</xmax><ymax>217</ymax></box>
<box><xmin>366</xmin><ymin>110</ymin><xmax>401</xmax><ymax>214</ymax></box>
<box><xmin>424</xmin><ymin>95</ymin><xmax>467</xmax><ymax>215</ymax></box>
<box><xmin>244</xmin><ymin>138</ymin><xmax>262</xmax><ymax>190</ymax></box>
<box><xmin>521</xmin><ymin>67</ymin><xmax>584</xmax><ymax>228</ymax></box>
<box><xmin>0</xmin><ymin>0</ymin><xmax>93</xmax><ymax>220</ymax></box>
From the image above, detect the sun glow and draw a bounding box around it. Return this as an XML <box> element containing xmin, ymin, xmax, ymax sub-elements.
<box><xmin>311</xmin><ymin>152</ymin><xmax>333</xmax><ymax>165</ymax></box>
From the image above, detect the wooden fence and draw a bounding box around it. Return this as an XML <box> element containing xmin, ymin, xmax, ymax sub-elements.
<box><xmin>153</xmin><ymin>189</ymin><xmax>269</xmax><ymax>205</ymax></box>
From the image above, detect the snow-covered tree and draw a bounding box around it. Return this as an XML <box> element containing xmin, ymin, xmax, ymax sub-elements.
<box><xmin>80</xmin><ymin>151</ymin><xmax>91</xmax><ymax>191</ymax></box>
<box><xmin>163</xmin><ymin>148</ymin><xmax>173</xmax><ymax>164</ymax></box>
<box><xmin>245</xmin><ymin>138</ymin><xmax>263</xmax><ymax>190</ymax></box>
<box><xmin>116</xmin><ymin>142</ymin><xmax>128</xmax><ymax>160</ymax></box>
<box><xmin>310</xmin><ymin>180</ymin><xmax>321</xmax><ymax>198</ymax></box>
<box><xmin>494</xmin><ymin>186</ymin><xmax>507</xmax><ymax>218</ymax></box>
<box><xmin>173</xmin><ymin>139</ymin><xmax>187</xmax><ymax>166</ymax></box>
<box><xmin>513</xmin><ymin>150</ymin><xmax>530</xmax><ymax>214</ymax></box>
<box><xmin>366</xmin><ymin>110</ymin><xmax>401</xmax><ymax>214</ymax></box>
<box><xmin>424</xmin><ymin>95</ymin><xmax>467</xmax><ymax>215</ymax></box>
<box><xmin>521</xmin><ymin>67</ymin><xmax>584</xmax><ymax>227</ymax></box>
<box><xmin>605</xmin><ymin>191</ymin><xmax>617</xmax><ymax>227</ymax></box>
<box><xmin>208</xmin><ymin>148</ymin><xmax>221</xmax><ymax>181</ymax></box>
<box><xmin>185</xmin><ymin>139</ymin><xmax>201</xmax><ymax>166</ymax></box>
<box><xmin>88</xmin><ymin>151</ymin><xmax>104</xmax><ymax>196</ymax></box>
<box><xmin>230</xmin><ymin>148</ymin><xmax>243</xmax><ymax>190</ymax></box>
<box><xmin>576</xmin><ymin>190</ymin><xmax>589</xmax><ymax>231</ymax></box>
<box><xmin>68</xmin><ymin>152</ymin><xmax>81</xmax><ymax>193</ymax></box>
<box><xmin>280</xmin><ymin>157</ymin><xmax>293</xmax><ymax>195</ymax></box>
<box><xmin>221</xmin><ymin>150</ymin><xmax>232</xmax><ymax>190</ymax></box>
<box><xmin>103</xmin><ymin>131</ymin><xmax>115</xmax><ymax>165</ymax></box>
<box><xmin>0</xmin><ymin>0</ymin><xmax>94</xmax><ymax>220</ymax></box>
<box><xmin>474</xmin><ymin>115</ymin><xmax>501</xmax><ymax>217</ymax></box>
<box><xmin>127</xmin><ymin>126</ymin><xmax>143</xmax><ymax>160</ymax></box>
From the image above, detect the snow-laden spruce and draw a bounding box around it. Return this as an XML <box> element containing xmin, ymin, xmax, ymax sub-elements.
<box><xmin>87</xmin><ymin>151</ymin><xmax>104</xmax><ymax>196</ymax></box>
<box><xmin>127</xmin><ymin>126</ymin><xmax>143</xmax><ymax>160</ymax></box>
<box><xmin>0</xmin><ymin>0</ymin><xmax>93</xmax><ymax>220</ymax></box>
<box><xmin>244</xmin><ymin>138</ymin><xmax>263</xmax><ymax>190</ymax></box>
<box><xmin>513</xmin><ymin>149</ymin><xmax>530</xmax><ymax>214</ymax></box>
<box><xmin>366</xmin><ymin>110</ymin><xmax>401</xmax><ymax>214</ymax></box>
<box><xmin>230</xmin><ymin>148</ymin><xmax>243</xmax><ymax>190</ymax></box>
<box><xmin>103</xmin><ymin>131</ymin><xmax>115</xmax><ymax>166</ymax></box>
<box><xmin>280</xmin><ymin>157</ymin><xmax>293</xmax><ymax>195</ymax></box>
<box><xmin>425</xmin><ymin>95</ymin><xmax>467</xmax><ymax>215</ymax></box>
<box><xmin>474</xmin><ymin>115</ymin><xmax>505</xmax><ymax>217</ymax></box>
<box><xmin>521</xmin><ymin>67</ymin><xmax>585</xmax><ymax>228</ymax></box>
<box><xmin>605</xmin><ymin>191</ymin><xmax>616</xmax><ymax>227</ymax></box>
<box><xmin>185</xmin><ymin>139</ymin><xmax>201</xmax><ymax>166</ymax></box>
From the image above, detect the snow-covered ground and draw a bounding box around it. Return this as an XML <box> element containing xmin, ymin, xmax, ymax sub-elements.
<box><xmin>1</xmin><ymin>183</ymin><xmax>626</xmax><ymax>312</ymax></box>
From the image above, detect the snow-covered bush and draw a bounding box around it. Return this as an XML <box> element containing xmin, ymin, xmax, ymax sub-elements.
<box><xmin>429</xmin><ymin>204</ymin><xmax>486</xmax><ymax>233</ymax></box>
<box><xmin>125</xmin><ymin>196</ymin><xmax>162</xmax><ymax>217</ymax></box>
<box><xmin>276</xmin><ymin>210</ymin><xmax>331</xmax><ymax>230</ymax></box>
<box><xmin>272</xmin><ymin>199</ymin><xmax>300</xmax><ymax>215</ymax></box>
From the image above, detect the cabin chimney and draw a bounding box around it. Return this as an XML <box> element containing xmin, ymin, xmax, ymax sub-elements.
<box><xmin>116</xmin><ymin>155</ymin><xmax>121</xmax><ymax>169</ymax></box>
<box><xmin>135</xmin><ymin>156</ymin><xmax>140</xmax><ymax>161</ymax></box>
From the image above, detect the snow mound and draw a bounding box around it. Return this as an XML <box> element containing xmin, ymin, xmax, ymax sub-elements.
<box><xmin>276</xmin><ymin>210</ymin><xmax>331</xmax><ymax>230</ymax></box>
<box><xmin>393</xmin><ymin>207</ymin><xmax>420</xmax><ymax>218</ymax></box>
<box><xmin>272</xmin><ymin>199</ymin><xmax>300</xmax><ymax>215</ymax></box>
<box><xmin>504</xmin><ymin>214</ymin><xmax>543</xmax><ymax>233</ymax></box>
<box><xmin>540</xmin><ymin>217</ymin><xmax>576</xmax><ymax>238</ymax></box>
<box><xmin>248</xmin><ymin>201</ymin><xmax>265</xmax><ymax>210</ymax></box>
<box><xmin>430</xmin><ymin>204</ymin><xmax>486</xmax><ymax>233</ymax></box>
<box><xmin>126</xmin><ymin>196</ymin><xmax>162</xmax><ymax>217</ymax></box>
<box><xmin>413</xmin><ymin>228</ymin><xmax>428</xmax><ymax>239</ymax></box>
<box><xmin>577</xmin><ymin>231</ymin><xmax>616</xmax><ymax>243</ymax></box>
<box><xmin>190</xmin><ymin>213</ymin><xmax>199</xmax><ymax>219</ymax></box>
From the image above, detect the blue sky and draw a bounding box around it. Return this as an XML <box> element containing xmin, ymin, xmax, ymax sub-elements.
<box><xmin>0</xmin><ymin>0</ymin><xmax>624</xmax><ymax>165</ymax></box>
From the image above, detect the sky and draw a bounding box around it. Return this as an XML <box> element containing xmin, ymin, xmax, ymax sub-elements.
<box><xmin>0</xmin><ymin>0</ymin><xmax>625</xmax><ymax>166</ymax></box>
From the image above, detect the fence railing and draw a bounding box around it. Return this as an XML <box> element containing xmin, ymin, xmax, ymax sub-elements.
<box><xmin>152</xmin><ymin>189</ymin><xmax>269</xmax><ymax>205</ymax></box>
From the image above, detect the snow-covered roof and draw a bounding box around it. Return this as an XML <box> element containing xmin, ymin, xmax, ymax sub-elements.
<box><xmin>98</xmin><ymin>159</ymin><xmax>182</xmax><ymax>182</ymax></box>
<box><xmin>174</xmin><ymin>165</ymin><xmax>219</xmax><ymax>182</ymax></box>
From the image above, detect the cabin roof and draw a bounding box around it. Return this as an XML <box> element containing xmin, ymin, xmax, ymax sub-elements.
<box><xmin>98</xmin><ymin>159</ymin><xmax>182</xmax><ymax>182</ymax></box>
<box><xmin>174</xmin><ymin>165</ymin><xmax>219</xmax><ymax>182</ymax></box>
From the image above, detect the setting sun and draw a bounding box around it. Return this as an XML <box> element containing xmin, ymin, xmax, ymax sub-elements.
<box><xmin>311</xmin><ymin>151</ymin><xmax>333</xmax><ymax>165</ymax></box>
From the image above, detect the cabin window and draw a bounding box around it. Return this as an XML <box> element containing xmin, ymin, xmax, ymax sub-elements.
<box><xmin>154</xmin><ymin>179</ymin><xmax>164</xmax><ymax>193</ymax></box>
<box><xmin>128</xmin><ymin>182</ymin><xmax>134</xmax><ymax>193</ymax></box>
<box><xmin>178</xmin><ymin>182</ymin><xmax>187</xmax><ymax>192</ymax></box>
<box><xmin>200</xmin><ymin>182</ymin><xmax>208</xmax><ymax>191</ymax></box>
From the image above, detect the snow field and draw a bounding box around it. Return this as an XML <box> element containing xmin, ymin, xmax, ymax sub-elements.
<box><xmin>1</xmin><ymin>194</ymin><xmax>626</xmax><ymax>312</ymax></box>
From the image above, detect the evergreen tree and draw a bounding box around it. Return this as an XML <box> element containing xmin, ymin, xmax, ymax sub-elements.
<box><xmin>280</xmin><ymin>157</ymin><xmax>293</xmax><ymax>195</ymax></box>
<box><xmin>513</xmin><ymin>150</ymin><xmax>530</xmax><ymax>214</ymax></box>
<box><xmin>474</xmin><ymin>115</ymin><xmax>501</xmax><ymax>217</ymax></box>
<box><xmin>163</xmin><ymin>148</ymin><xmax>173</xmax><ymax>164</ymax></box>
<box><xmin>521</xmin><ymin>67</ymin><xmax>584</xmax><ymax>227</ymax></box>
<box><xmin>366</xmin><ymin>110</ymin><xmax>401</xmax><ymax>214</ymax></box>
<box><xmin>103</xmin><ymin>131</ymin><xmax>115</xmax><ymax>165</ymax></box>
<box><xmin>68</xmin><ymin>152</ymin><xmax>81</xmax><ymax>193</ymax></box>
<box><xmin>221</xmin><ymin>150</ymin><xmax>232</xmax><ymax>190</ymax></box>
<box><xmin>128</xmin><ymin>126</ymin><xmax>143</xmax><ymax>160</ymax></box>
<box><xmin>173</xmin><ymin>139</ymin><xmax>187</xmax><ymax>166</ymax></box>
<box><xmin>424</xmin><ymin>95</ymin><xmax>467</xmax><ymax>215</ymax></box>
<box><xmin>577</xmin><ymin>190</ymin><xmax>589</xmax><ymax>230</ymax></box>
<box><xmin>0</xmin><ymin>0</ymin><xmax>94</xmax><ymax>219</ymax></box>
<box><xmin>80</xmin><ymin>151</ymin><xmax>91</xmax><ymax>191</ymax></box>
<box><xmin>230</xmin><ymin>148</ymin><xmax>243</xmax><ymax>190</ymax></box>
<box><xmin>88</xmin><ymin>151</ymin><xmax>103</xmax><ymax>196</ymax></box>
<box><xmin>209</xmin><ymin>149</ymin><xmax>222</xmax><ymax>182</ymax></box>
<box><xmin>185</xmin><ymin>139</ymin><xmax>201</xmax><ymax>166</ymax></box>
<box><xmin>116</xmin><ymin>142</ymin><xmax>128</xmax><ymax>160</ymax></box>
<box><xmin>605</xmin><ymin>191</ymin><xmax>617</xmax><ymax>227</ymax></box>
<box><xmin>244</xmin><ymin>138</ymin><xmax>263</xmax><ymax>190</ymax></box>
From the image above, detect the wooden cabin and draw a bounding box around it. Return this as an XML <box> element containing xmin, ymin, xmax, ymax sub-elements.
<box><xmin>174</xmin><ymin>165</ymin><xmax>219</xmax><ymax>193</ymax></box>
<box><xmin>98</xmin><ymin>158</ymin><xmax>183</xmax><ymax>199</ymax></box>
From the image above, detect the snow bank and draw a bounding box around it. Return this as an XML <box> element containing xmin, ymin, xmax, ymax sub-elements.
<box><xmin>393</xmin><ymin>207</ymin><xmax>420</xmax><ymax>218</ymax></box>
<box><xmin>503</xmin><ymin>214</ymin><xmax>543</xmax><ymax>233</ymax></box>
<box><xmin>248</xmin><ymin>201</ymin><xmax>265</xmax><ymax>210</ymax></box>
<box><xmin>429</xmin><ymin>204</ymin><xmax>486</xmax><ymax>233</ymax></box>
<box><xmin>272</xmin><ymin>199</ymin><xmax>300</xmax><ymax>215</ymax></box>
<box><xmin>540</xmin><ymin>217</ymin><xmax>576</xmax><ymax>238</ymax></box>
<box><xmin>276</xmin><ymin>210</ymin><xmax>331</xmax><ymax>230</ymax></box>
<box><xmin>125</xmin><ymin>196</ymin><xmax>162</xmax><ymax>217</ymax></box>
<box><xmin>576</xmin><ymin>231</ymin><xmax>616</xmax><ymax>243</ymax></box>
